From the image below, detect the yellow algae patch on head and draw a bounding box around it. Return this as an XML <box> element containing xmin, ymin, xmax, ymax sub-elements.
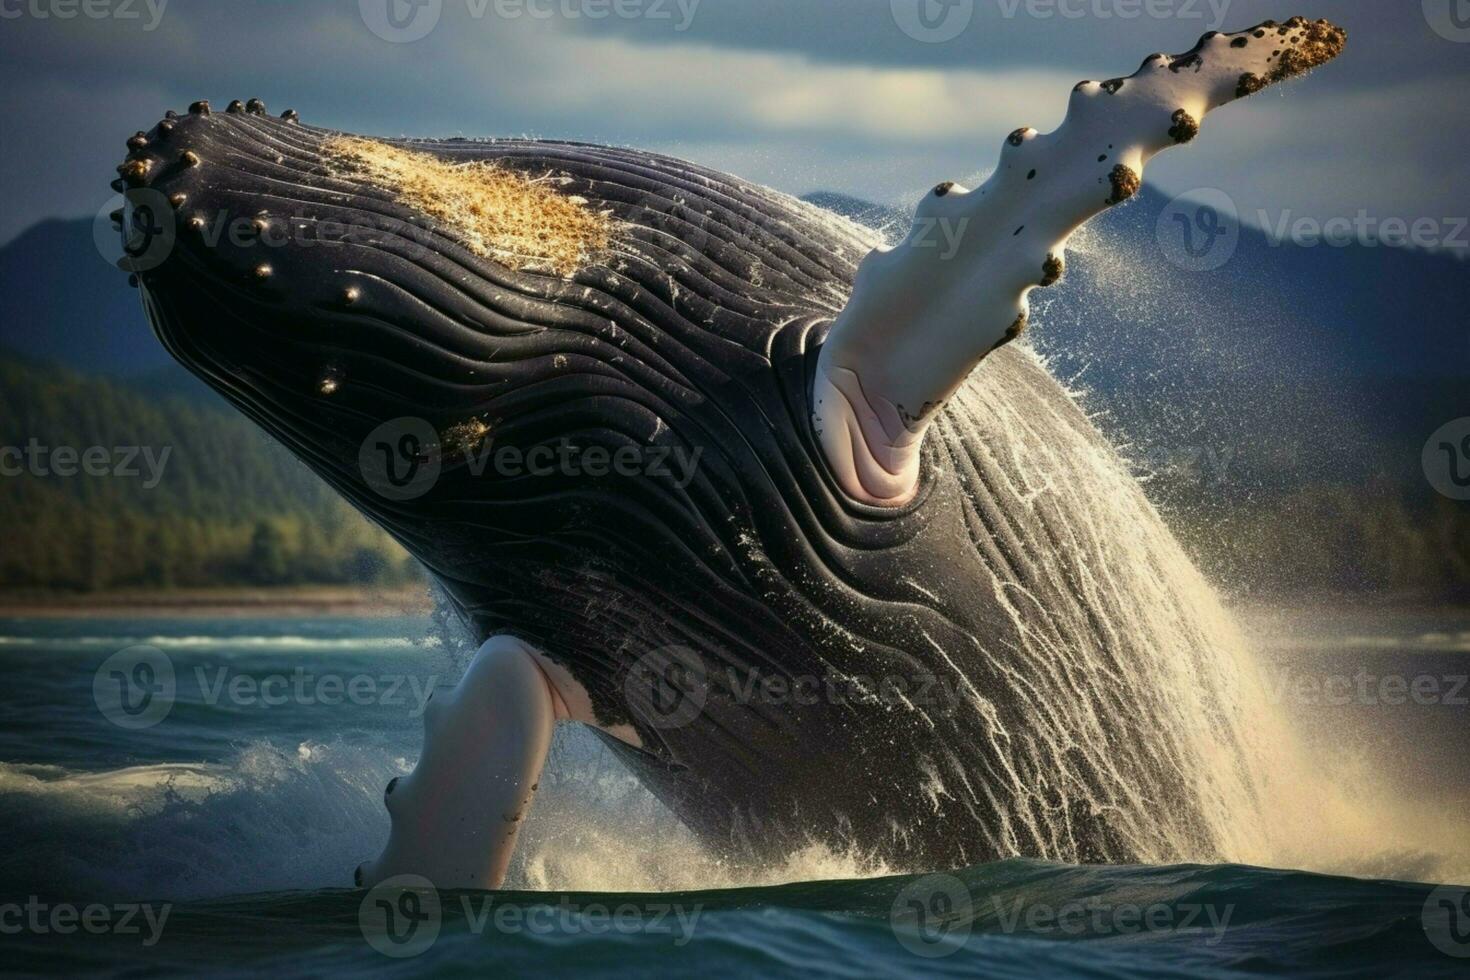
<box><xmin>442</xmin><ymin>418</ymin><xmax>491</xmax><ymax>456</ymax></box>
<box><xmin>324</xmin><ymin>136</ymin><xmax>609</xmax><ymax>276</ymax></box>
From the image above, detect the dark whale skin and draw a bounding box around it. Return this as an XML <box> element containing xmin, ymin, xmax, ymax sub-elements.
<box><xmin>121</xmin><ymin>107</ymin><xmax>1234</xmax><ymax>871</ymax></box>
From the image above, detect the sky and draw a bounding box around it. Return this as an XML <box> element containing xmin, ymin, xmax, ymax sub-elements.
<box><xmin>0</xmin><ymin>0</ymin><xmax>1467</xmax><ymax>246</ymax></box>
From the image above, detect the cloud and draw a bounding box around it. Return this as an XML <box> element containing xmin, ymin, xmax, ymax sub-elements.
<box><xmin>0</xmin><ymin>0</ymin><xmax>1466</xmax><ymax>248</ymax></box>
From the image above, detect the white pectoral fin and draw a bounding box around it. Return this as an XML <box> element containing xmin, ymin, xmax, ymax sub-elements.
<box><xmin>357</xmin><ymin>634</ymin><xmax>557</xmax><ymax>891</ymax></box>
<box><xmin>813</xmin><ymin>17</ymin><xmax>1346</xmax><ymax>507</ymax></box>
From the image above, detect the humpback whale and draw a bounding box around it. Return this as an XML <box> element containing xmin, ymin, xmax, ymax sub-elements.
<box><xmin>110</xmin><ymin>19</ymin><xmax>1345</xmax><ymax>888</ymax></box>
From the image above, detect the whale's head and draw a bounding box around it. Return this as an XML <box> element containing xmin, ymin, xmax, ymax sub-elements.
<box><xmin>113</xmin><ymin>103</ymin><xmax>647</xmax><ymax>539</ymax></box>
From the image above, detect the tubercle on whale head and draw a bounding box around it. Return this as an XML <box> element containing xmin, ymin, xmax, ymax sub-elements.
<box><xmin>812</xmin><ymin>16</ymin><xmax>1345</xmax><ymax>507</ymax></box>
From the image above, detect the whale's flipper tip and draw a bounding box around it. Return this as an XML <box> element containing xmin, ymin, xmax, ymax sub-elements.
<box><xmin>1231</xmin><ymin>17</ymin><xmax>1347</xmax><ymax>100</ymax></box>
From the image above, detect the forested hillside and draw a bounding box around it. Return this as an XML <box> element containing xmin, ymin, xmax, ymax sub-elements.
<box><xmin>0</xmin><ymin>353</ymin><xmax>420</xmax><ymax>592</ymax></box>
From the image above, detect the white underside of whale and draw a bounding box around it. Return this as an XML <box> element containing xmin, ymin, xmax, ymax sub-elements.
<box><xmin>358</xmin><ymin>635</ymin><xmax>637</xmax><ymax>891</ymax></box>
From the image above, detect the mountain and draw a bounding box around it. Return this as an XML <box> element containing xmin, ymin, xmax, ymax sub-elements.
<box><xmin>0</xmin><ymin>218</ymin><xmax>175</xmax><ymax>377</ymax></box>
<box><xmin>802</xmin><ymin>186</ymin><xmax>1470</xmax><ymax>495</ymax></box>
<box><xmin>0</xmin><ymin>354</ymin><xmax>416</xmax><ymax>593</ymax></box>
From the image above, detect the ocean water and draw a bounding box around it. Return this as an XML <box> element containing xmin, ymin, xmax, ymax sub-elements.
<box><xmin>1</xmin><ymin>611</ymin><xmax>1468</xmax><ymax>977</ymax></box>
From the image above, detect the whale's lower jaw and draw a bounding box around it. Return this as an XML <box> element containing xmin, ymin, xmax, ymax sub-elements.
<box><xmin>123</xmin><ymin>110</ymin><xmax>1247</xmax><ymax>871</ymax></box>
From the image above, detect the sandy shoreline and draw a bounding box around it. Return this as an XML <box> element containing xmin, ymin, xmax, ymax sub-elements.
<box><xmin>0</xmin><ymin>587</ymin><xmax>434</xmax><ymax>619</ymax></box>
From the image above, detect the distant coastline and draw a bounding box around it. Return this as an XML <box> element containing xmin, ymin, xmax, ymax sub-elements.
<box><xmin>0</xmin><ymin>586</ymin><xmax>434</xmax><ymax>618</ymax></box>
